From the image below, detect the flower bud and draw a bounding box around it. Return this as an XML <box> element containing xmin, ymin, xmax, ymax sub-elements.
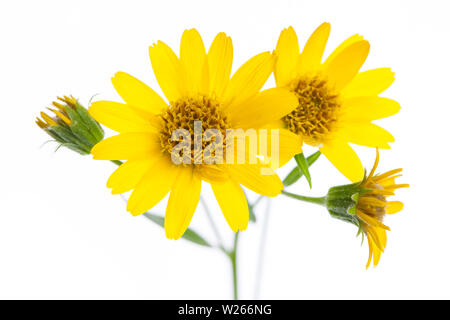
<box><xmin>36</xmin><ymin>96</ymin><xmax>104</xmax><ymax>155</ymax></box>
<box><xmin>325</xmin><ymin>150</ymin><xmax>408</xmax><ymax>268</ymax></box>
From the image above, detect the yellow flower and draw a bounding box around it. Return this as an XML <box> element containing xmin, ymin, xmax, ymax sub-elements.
<box><xmin>89</xmin><ymin>29</ymin><xmax>301</xmax><ymax>239</ymax></box>
<box><xmin>274</xmin><ymin>23</ymin><xmax>401</xmax><ymax>182</ymax></box>
<box><xmin>356</xmin><ymin>150</ymin><xmax>408</xmax><ymax>268</ymax></box>
<box><xmin>324</xmin><ymin>150</ymin><xmax>408</xmax><ymax>268</ymax></box>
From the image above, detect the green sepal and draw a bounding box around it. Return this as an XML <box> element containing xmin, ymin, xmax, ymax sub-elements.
<box><xmin>328</xmin><ymin>209</ymin><xmax>360</xmax><ymax>227</ymax></box>
<box><xmin>245</xmin><ymin>195</ymin><xmax>256</xmax><ymax>223</ymax></box>
<box><xmin>325</xmin><ymin>182</ymin><xmax>375</xmax><ymax>225</ymax></box>
<box><xmin>142</xmin><ymin>212</ymin><xmax>211</xmax><ymax>247</ymax></box>
<box><xmin>248</xmin><ymin>204</ymin><xmax>256</xmax><ymax>223</ymax></box>
<box><xmin>47</xmin><ymin>125</ymin><xmax>90</xmax><ymax>152</ymax></box>
<box><xmin>74</xmin><ymin>101</ymin><xmax>104</xmax><ymax>141</ymax></box>
<box><xmin>44</xmin><ymin>127</ymin><xmax>65</xmax><ymax>143</ymax></box>
<box><xmin>64</xmin><ymin>106</ymin><xmax>98</xmax><ymax>147</ymax></box>
<box><xmin>326</xmin><ymin>182</ymin><xmax>361</xmax><ymax>219</ymax></box>
<box><xmin>294</xmin><ymin>153</ymin><xmax>312</xmax><ymax>188</ymax></box>
<box><xmin>283</xmin><ymin>151</ymin><xmax>320</xmax><ymax>187</ymax></box>
<box><xmin>358</xmin><ymin>228</ymin><xmax>365</xmax><ymax>245</ymax></box>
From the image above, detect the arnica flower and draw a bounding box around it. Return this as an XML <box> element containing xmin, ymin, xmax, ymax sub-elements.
<box><xmin>325</xmin><ymin>150</ymin><xmax>409</xmax><ymax>268</ymax></box>
<box><xmin>274</xmin><ymin>23</ymin><xmax>401</xmax><ymax>182</ymax></box>
<box><xmin>89</xmin><ymin>29</ymin><xmax>302</xmax><ymax>239</ymax></box>
<box><xmin>36</xmin><ymin>96</ymin><xmax>104</xmax><ymax>155</ymax></box>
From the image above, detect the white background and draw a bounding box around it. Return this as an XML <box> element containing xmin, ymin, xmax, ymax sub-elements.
<box><xmin>0</xmin><ymin>0</ymin><xmax>448</xmax><ymax>299</ymax></box>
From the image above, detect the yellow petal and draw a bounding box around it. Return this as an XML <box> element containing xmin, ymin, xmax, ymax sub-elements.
<box><xmin>208</xmin><ymin>32</ymin><xmax>233</xmax><ymax>99</ymax></box>
<box><xmin>367</xmin><ymin>148</ymin><xmax>380</xmax><ymax>180</ymax></box>
<box><xmin>377</xmin><ymin>228</ymin><xmax>387</xmax><ymax>250</ymax></box>
<box><xmin>223</xmin><ymin>52</ymin><xmax>274</xmax><ymax>108</ymax></box>
<box><xmin>278</xmin><ymin>130</ymin><xmax>302</xmax><ymax>167</ymax></box>
<box><xmin>91</xmin><ymin>132</ymin><xmax>160</xmax><ymax>160</ymax></box>
<box><xmin>338</xmin><ymin>123</ymin><xmax>394</xmax><ymax>149</ymax></box>
<box><xmin>257</xmin><ymin>128</ymin><xmax>302</xmax><ymax>168</ymax></box>
<box><xmin>107</xmin><ymin>159</ymin><xmax>155</xmax><ymax>194</ymax></box>
<box><xmin>320</xmin><ymin>140</ymin><xmax>364</xmax><ymax>182</ymax></box>
<box><xmin>359</xmin><ymin>196</ymin><xmax>386</xmax><ymax>207</ymax></box>
<box><xmin>227</xmin><ymin>164</ymin><xmax>283</xmax><ymax>197</ymax></box>
<box><xmin>324</xmin><ymin>40</ymin><xmax>370</xmax><ymax>91</ymax></box>
<box><xmin>274</xmin><ymin>26</ymin><xmax>300</xmax><ymax>87</ymax></box>
<box><xmin>194</xmin><ymin>165</ymin><xmax>228</xmax><ymax>183</ymax></box>
<box><xmin>373</xmin><ymin>168</ymin><xmax>402</xmax><ymax>183</ymax></box>
<box><xmin>357</xmin><ymin>210</ymin><xmax>390</xmax><ymax>231</ymax></box>
<box><xmin>366</xmin><ymin>234</ymin><xmax>374</xmax><ymax>269</ymax></box>
<box><xmin>323</xmin><ymin>34</ymin><xmax>364</xmax><ymax>68</ymax></box>
<box><xmin>211</xmin><ymin>180</ymin><xmax>249</xmax><ymax>232</ymax></box>
<box><xmin>228</xmin><ymin>88</ymin><xmax>298</xmax><ymax>128</ymax></box>
<box><xmin>48</xmin><ymin>108</ymin><xmax>71</xmax><ymax>125</ymax></box>
<box><xmin>111</xmin><ymin>72</ymin><xmax>168</xmax><ymax>114</ymax></box>
<box><xmin>165</xmin><ymin>168</ymin><xmax>201</xmax><ymax>239</ymax></box>
<box><xmin>264</xmin><ymin>119</ymin><xmax>285</xmax><ymax>129</ymax></box>
<box><xmin>341</xmin><ymin>68</ymin><xmax>395</xmax><ymax>98</ymax></box>
<box><xmin>149</xmin><ymin>40</ymin><xmax>186</xmax><ymax>102</ymax></box>
<box><xmin>89</xmin><ymin>101</ymin><xmax>157</xmax><ymax>133</ymax></box>
<box><xmin>367</xmin><ymin>189</ymin><xmax>395</xmax><ymax>196</ymax></box>
<box><xmin>384</xmin><ymin>183</ymin><xmax>409</xmax><ymax>191</ymax></box>
<box><xmin>386</xmin><ymin>201</ymin><xmax>404</xmax><ymax>214</ymax></box>
<box><xmin>342</xmin><ymin>97</ymin><xmax>400</xmax><ymax>123</ymax></box>
<box><xmin>366</xmin><ymin>227</ymin><xmax>383</xmax><ymax>252</ymax></box>
<box><xmin>180</xmin><ymin>29</ymin><xmax>208</xmax><ymax>95</ymax></box>
<box><xmin>366</xmin><ymin>228</ymin><xmax>387</xmax><ymax>267</ymax></box>
<box><xmin>372</xmin><ymin>242</ymin><xmax>382</xmax><ymax>267</ymax></box>
<box><xmin>40</xmin><ymin>112</ymin><xmax>58</xmax><ymax>126</ymax></box>
<box><xmin>379</xmin><ymin>177</ymin><xmax>401</xmax><ymax>187</ymax></box>
<box><xmin>36</xmin><ymin>117</ymin><xmax>47</xmax><ymax>129</ymax></box>
<box><xmin>127</xmin><ymin>156</ymin><xmax>180</xmax><ymax>216</ymax></box>
<box><xmin>298</xmin><ymin>22</ymin><xmax>330</xmax><ymax>73</ymax></box>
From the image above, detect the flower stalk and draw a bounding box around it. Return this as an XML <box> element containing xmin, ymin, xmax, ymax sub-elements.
<box><xmin>281</xmin><ymin>190</ymin><xmax>326</xmax><ymax>206</ymax></box>
<box><xmin>229</xmin><ymin>232</ymin><xmax>240</xmax><ymax>300</ymax></box>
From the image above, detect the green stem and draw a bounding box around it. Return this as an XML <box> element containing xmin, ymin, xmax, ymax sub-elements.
<box><xmin>254</xmin><ymin>198</ymin><xmax>271</xmax><ymax>298</ymax></box>
<box><xmin>200</xmin><ymin>197</ymin><xmax>227</xmax><ymax>253</ymax></box>
<box><xmin>252</xmin><ymin>195</ymin><xmax>264</xmax><ymax>208</ymax></box>
<box><xmin>281</xmin><ymin>190</ymin><xmax>326</xmax><ymax>206</ymax></box>
<box><xmin>229</xmin><ymin>231</ymin><xmax>239</xmax><ymax>300</ymax></box>
<box><xmin>110</xmin><ymin>160</ymin><xmax>123</xmax><ymax>166</ymax></box>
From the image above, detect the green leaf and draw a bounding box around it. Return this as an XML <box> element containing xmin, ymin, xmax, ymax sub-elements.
<box><xmin>142</xmin><ymin>212</ymin><xmax>211</xmax><ymax>247</ymax></box>
<box><xmin>248</xmin><ymin>204</ymin><xmax>256</xmax><ymax>223</ymax></box>
<box><xmin>245</xmin><ymin>195</ymin><xmax>256</xmax><ymax>223</ymax></box>
<box><xmin>295</xmin><ymin>153</ymin><xmax>312</xmax><ymax>188</ymax></box>
<box><xmin>283</xmin><ymin>151</ymin><xmax>321</xmax><ymax>187</ymax></box>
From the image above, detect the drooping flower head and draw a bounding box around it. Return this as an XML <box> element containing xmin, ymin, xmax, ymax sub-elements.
<box><xmin>325</xmin><ymin>150</ymin><xmax>408</xmax><ymax>268</ymax></box>
<box><xmin>36</xmin><ymin>96</ymin><xmax>104</xmax><ymax>154</ymax></box>
<box><xmin>274</xmin><ymin>23</ymin><xmax>401</xmax><ymax>182</ymax></box>
<box><xmin>89</xmin><ymin>29</ymin><xmax>301</xmax><ymax>239</ymax></box>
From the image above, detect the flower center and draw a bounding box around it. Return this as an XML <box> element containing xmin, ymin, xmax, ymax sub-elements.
<box><xmin>159</xmin><ymin>96</ymin><xmax>230</xmax><ymax>165</ymax></box>
<box><xmin>283</xmin><ymin>76</ymin><xmax>341</xmax><ymax>146</ymax></box>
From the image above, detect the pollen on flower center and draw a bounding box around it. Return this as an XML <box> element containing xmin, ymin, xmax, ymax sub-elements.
<box><xmin>283</xmin><ymin>76</ymin><xmax>341</xmax><ymax>146</ymax></box>
<box><xmin>159</xmin><ymin>96</ymin><xmax>230</xmax><ymax>164</ymax></box>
